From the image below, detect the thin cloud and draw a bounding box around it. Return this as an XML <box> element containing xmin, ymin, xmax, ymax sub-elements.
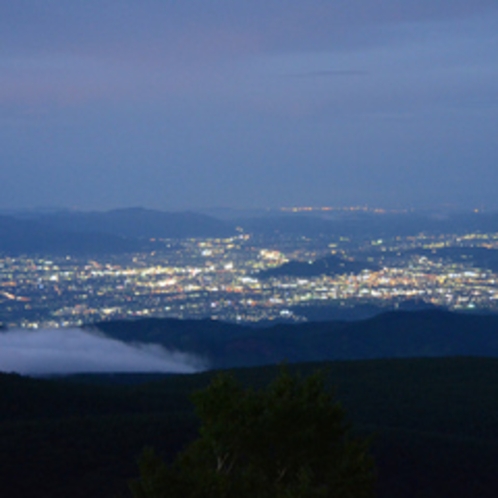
<box><xmin>286</xmin><ymin>69</ymin><xmax>369</xmax><ymax>78</ymax></box>
<box><xmin>0</xmin><ymin>328</ymin><xmax>207</xmax><ymax>375</ymax></box>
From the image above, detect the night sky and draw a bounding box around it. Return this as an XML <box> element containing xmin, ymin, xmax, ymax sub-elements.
<box><xmin>1</xmin><ymin>1</ymin><xmax>497</xmax><ymax>212</ymax></box>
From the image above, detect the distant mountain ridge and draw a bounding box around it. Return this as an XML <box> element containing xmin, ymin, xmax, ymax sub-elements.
<box><xmin>3</xmin><ymin>207</ymin><xmax>498</xmax><ymax>256</ymax></box>
<box><xmin>36</xmin><ymin>207</ymin><xmax>235</xmax><ymax>239</ymax></box>
<box><xmin>0</xmin><ymin>209</ymin><xmax>236</xmax><ymax>256</ymax></box>
<box><xmin>0</xmin><ymin>215</ymin><xmax>140</xmax><ymax>256</ymax></box>
<box><xmin>234</xmin><ymin>210</ymin><xmax>498</xmax><ymax>238</ymax></box>
<box><xmin>92</xmin><ymin>309</ymin><xmax>498</xmax><ymax>369</ymax></box>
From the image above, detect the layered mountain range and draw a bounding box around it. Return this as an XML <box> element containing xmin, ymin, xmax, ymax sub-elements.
<box><xmin>92</xmin><ymin>309</ymin><xmax>498</xmax><ymax>369</ymax></box>
<box><xmin>2</xmin><ymin>207</ymin><xmax>498</xmax><ymax>256</ymax></box>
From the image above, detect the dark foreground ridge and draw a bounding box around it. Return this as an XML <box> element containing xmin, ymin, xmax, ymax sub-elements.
<box><xmin>93</xmin><ymin>309</ymin><xmax>498</xmax><ymax>369</ymax></box>
<box><xmin>0</xmin><ymin>357</ymin><xmax>498</xmax><ymax>497</ymax></box>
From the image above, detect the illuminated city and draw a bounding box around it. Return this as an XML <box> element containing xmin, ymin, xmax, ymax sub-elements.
<box><xmin>2</xmin><ymin>228</ymin><xmax>498</xmax><ymax>328</ymax></box>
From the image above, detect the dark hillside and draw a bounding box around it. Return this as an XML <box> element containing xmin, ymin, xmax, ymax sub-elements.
<box><xmin>37</xmin><ymin>207</ymin><xmax>235</xmax><ymax>239</ymax></box>
<box><xmin>0</xmin><ymin>215</ymin><xmax>140</xmax><ymax>255</ymax></box>
<box><xmin>0</xmin><ymin>208</ymin><xmax>236</xmax><ymax>256</ymax></box>
<box><xmin>1</xmin><ymin>357</ymin><xmax>498</xmax><ymax>497</ymax></box>
<box><xmin>93</xmin><ymin>309</ymin><xmax>498</xmax><ymax>368</ymax></box>
<box><xmin>257</xmin><ymin>254</ymin><xmax>379</xmax><ymax>279</ymax></box>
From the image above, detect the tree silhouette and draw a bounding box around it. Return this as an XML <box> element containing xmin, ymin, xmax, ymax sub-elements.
<box><xmin>131</xmin><ymin>368</ymin><xmax>375</xmax><ymax>498</ymax></box>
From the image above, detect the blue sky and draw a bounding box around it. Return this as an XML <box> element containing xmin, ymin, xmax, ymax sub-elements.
<box><xmin>1</xmin><ymin>1</ymin><xmax>497</xmax><ymax>211</ymax></box>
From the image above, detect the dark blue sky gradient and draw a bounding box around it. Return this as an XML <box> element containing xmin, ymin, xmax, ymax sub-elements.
<box><xmin>1</xmin><ymin>1</ymin><xmax>497</xmax><ymax>211</ymax></box>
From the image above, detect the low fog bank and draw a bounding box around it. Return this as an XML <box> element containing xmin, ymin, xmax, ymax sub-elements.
<box><xmin>0</xmin><ymin>328</ymin><xmax>207</xmax><ymax>375</ymax></box>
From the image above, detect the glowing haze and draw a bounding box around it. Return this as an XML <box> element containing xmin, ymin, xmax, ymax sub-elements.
<box><xmin>0</xmin><ymin>328</ymin><xmax>206</xmax><ymax>375</ymax></box>
<box><xmin>1</xmin><ymin>1</ymin><xmax>497</xmax><ymax>211</ymax></box>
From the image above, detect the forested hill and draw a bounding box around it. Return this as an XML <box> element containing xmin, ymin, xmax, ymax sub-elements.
<box><xmin>93</xmin><ymin>309</ymin><xmax>498</xmax><ymax>369</ymax></box>
<box><xmin>257</xmin><ymin>254</ymin><xmax>379</xmax><ymax>279</ymax></box>
<box><xmin>1</xmin><ymin>358</ymin><xmax>498</xmax><ymax>498</ymax></box>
